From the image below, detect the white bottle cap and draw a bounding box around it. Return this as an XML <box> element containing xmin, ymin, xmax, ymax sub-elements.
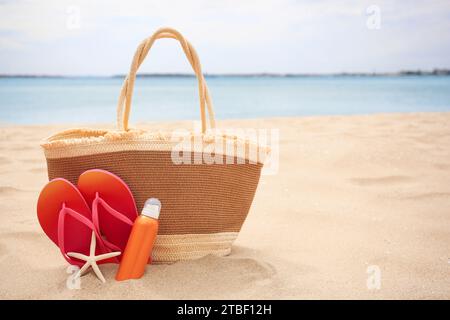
<box><xmin>141</xmin><ymin>198</ymin><xmax>161</xmax><ymax>219</ymax></box>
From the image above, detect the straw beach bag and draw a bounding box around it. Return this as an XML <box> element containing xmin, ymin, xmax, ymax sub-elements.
<box><xmin>41</xmin><ymin>27</ymin><xmax>268</xmax><ymax>263</ymax></box>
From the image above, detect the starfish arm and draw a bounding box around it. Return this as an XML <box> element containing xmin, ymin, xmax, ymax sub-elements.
<box><xmin>94</xmin><ymin>251</ymin><xmax>122</xmax><ymax>261</ymax></box>
<box><xmin>91</xmin><ymin>261</ymin><xmax>106</xmax><ymax>283</ymax></box>
<box><xmin>76</xmin><ymin>261</ymin><xmax>92</xmax><ymax>277</ymax></box>
<box><xmin>90</xmin><ymin>231</ymin><xmax>97</xmax><ymax>255</ymax></box>
<box><xmin>67</xmin><ymin>252</ymin><xmax>89</xmax><ymax>261</ymax></box>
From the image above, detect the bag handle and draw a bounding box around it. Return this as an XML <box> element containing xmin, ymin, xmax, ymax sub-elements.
<box><xmin>116</xmin><ymin>27</ymin><xmax>216</xmax><ymax>133</ymax></box>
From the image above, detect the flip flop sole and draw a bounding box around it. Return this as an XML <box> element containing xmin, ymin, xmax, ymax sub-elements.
<box><xmin>77</xmin><ymin>169</ymin><xmax>138</xmax><ymax>255</ymax></box>
<box><xmin>37</xmin><ymin>179</ymin><xmax>93</xmax><ymax>264</ymax></box>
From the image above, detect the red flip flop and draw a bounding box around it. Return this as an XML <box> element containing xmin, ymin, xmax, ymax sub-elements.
<box><xmin>77</xmin><ymin>169</ymin><xmax>138</xmax><ymax>260</ymax></box>
<box><xmin>37</xmin><ymin>178</ymin><xmax>109</xmax><ymax>266</ymax></box>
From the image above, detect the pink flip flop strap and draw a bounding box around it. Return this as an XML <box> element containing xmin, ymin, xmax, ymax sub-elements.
<box><xmin>91</xmin><ymin>192</ymin><xmax>134</xmax><ymax>252</ymax></box>
<box><xmin>57</xmin><ymin>203</ymin><xmax>108</xmax><ymax>265</ymax></box>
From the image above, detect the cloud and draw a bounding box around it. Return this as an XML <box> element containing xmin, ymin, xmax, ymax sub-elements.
<box><xmin>0</xmin><ymin>0</ymin><xmax>376</xmax><ymax>44</ymax></box>
<box><xmin>0</xmin><ymin>0</ymin><xmax>449</xmax><ymax>74</ymax></box>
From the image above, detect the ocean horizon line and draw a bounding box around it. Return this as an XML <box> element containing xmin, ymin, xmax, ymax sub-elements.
<box><xmin>1</xmin><ymin>74</ymin><xmax>449</xmax><ymax>124</ymax></box>
<box><xmin>1</xmin><ymin>69</ymin><xmax>450</xmax><ymax>79</ymax></box>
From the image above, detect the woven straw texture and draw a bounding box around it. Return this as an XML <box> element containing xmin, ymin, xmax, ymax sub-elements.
<box><xmin>46</xmin><ymin>151</ymin><xmax>263</xmax><ymax>235</ymax></box>
<box><xmin>41</xmin><ymin>27</ymin><xmax>267</xmax><ymax>263</ymax></box>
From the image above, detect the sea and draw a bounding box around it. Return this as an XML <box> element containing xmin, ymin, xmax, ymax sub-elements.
<box><xmin>1</xmin><ymin>75</ymin><xmax>449</xmax><ymax>125</ymax></box>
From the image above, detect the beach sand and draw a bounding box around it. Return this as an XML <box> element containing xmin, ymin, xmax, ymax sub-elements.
<box><xmin>0</xmin><ymin>112</ymin><xmax>449</xmax><ymax>299</ymax></box>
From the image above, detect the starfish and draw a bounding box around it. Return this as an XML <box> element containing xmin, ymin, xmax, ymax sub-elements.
<box><xmin>67</xmin><ymin>231</ymin><xmax>121</xmax><ymax>283</ymax></box>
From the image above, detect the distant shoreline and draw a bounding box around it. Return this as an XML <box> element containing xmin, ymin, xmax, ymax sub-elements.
<box><xmin>1</xmin><ymin>69</ymin><xmax>450</xmax><ymax>79</ymax></box>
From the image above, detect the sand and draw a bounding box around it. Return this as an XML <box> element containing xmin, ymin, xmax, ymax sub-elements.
<box><xmin>0</xmin><ymin>112</ymin><xmax>449</xmax><ymax>299</ymax></box>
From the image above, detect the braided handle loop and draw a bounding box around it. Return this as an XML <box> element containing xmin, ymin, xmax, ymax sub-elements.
<box><xmin>116</xmin><ymin>27</ymin><xmax>216</xmax><ymax>132</ymax></box>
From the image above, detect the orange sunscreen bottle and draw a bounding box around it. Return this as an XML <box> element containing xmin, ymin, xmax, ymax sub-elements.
<box><xmin>115</xmin><ymin>198</ymin><xmax>161</xmax><ymax>281</ymax></box>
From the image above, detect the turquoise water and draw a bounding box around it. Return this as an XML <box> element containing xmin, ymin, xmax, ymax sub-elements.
<box><xmin>0</xmin><ymin>76</ymin><xmax>450</xmax><ymax>124</ymax></box>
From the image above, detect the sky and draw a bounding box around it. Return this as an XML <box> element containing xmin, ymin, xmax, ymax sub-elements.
<box><xmin>0</xmin><ymin>0</ymin><xmax>449</xmax><ymax>75</ymax></box>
